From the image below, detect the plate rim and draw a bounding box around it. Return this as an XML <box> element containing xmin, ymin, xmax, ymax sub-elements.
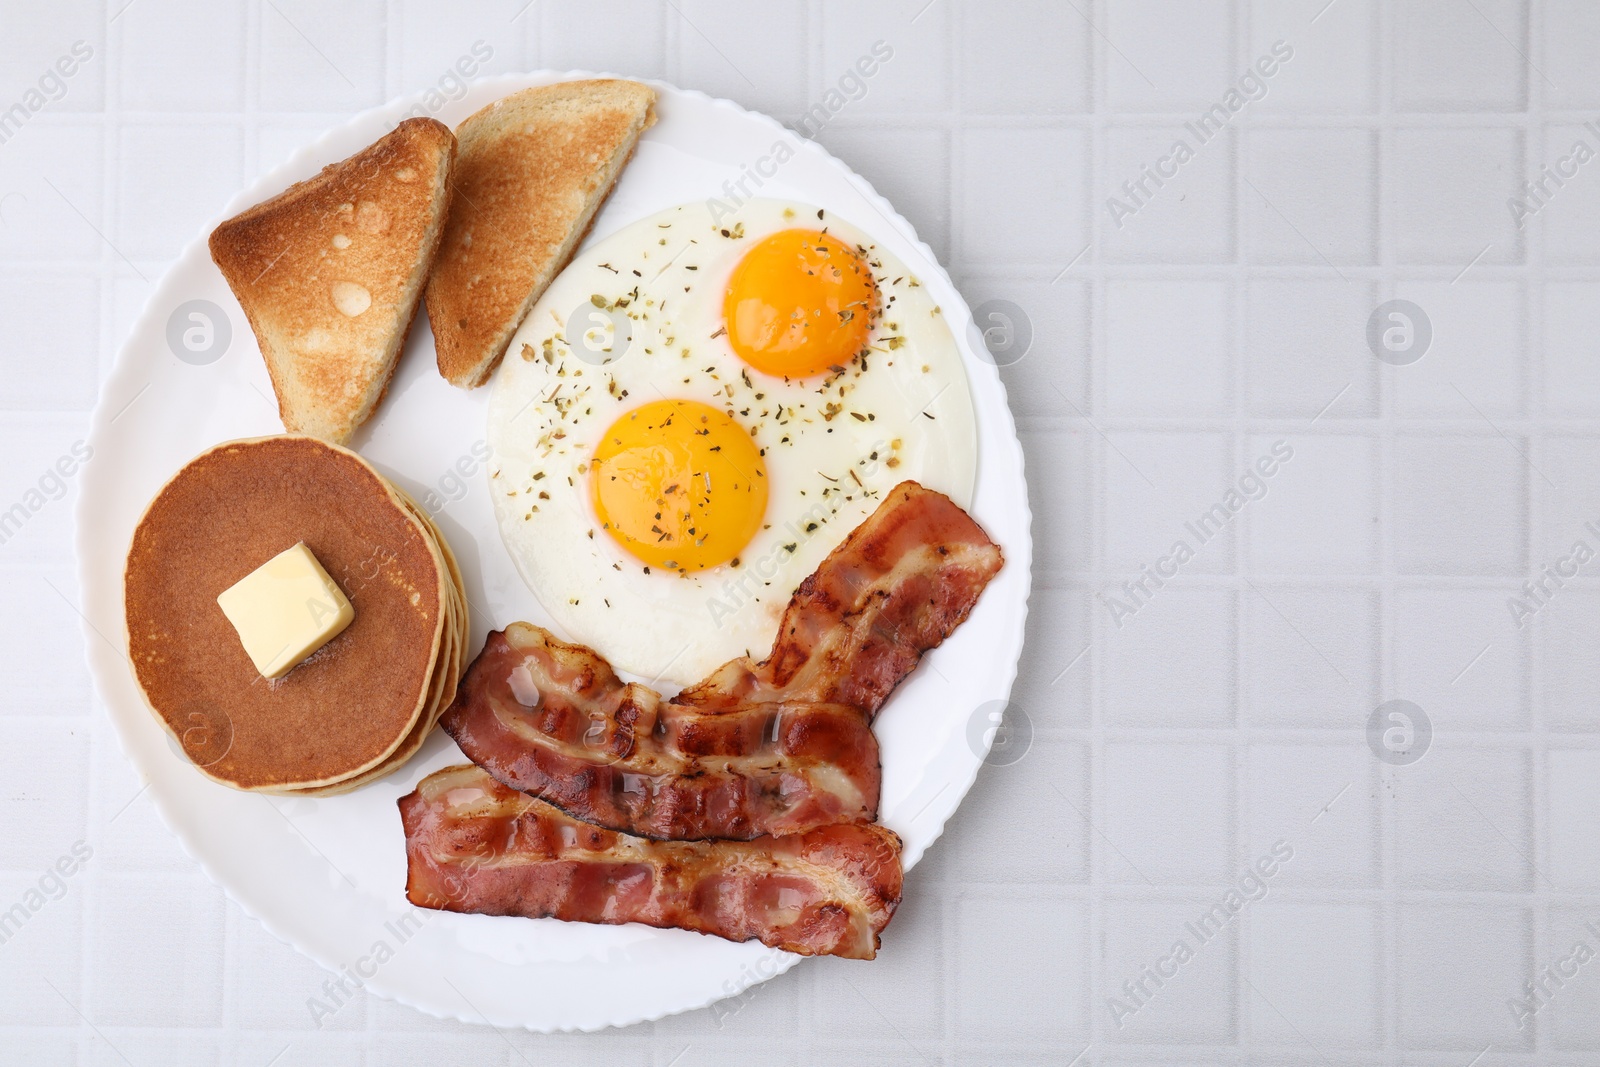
<box><xmin>74</xmin><ymin>68</ymin><xmax>1034</xmax><ymax>1031</ymax></box>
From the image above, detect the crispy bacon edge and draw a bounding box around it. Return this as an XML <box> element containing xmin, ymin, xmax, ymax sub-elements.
<box><xmin>678</xmin><ymin>480</ymin><xmax>1005</xmax><ymax>715</ymax></box>
<box><xmin>440</xmin><ymin>623</ymin><xmax>882</xmax><ymax>840</ymax></box>
<box><xmin>400</xmin><ymin>764</ymin><xmax>903</xmax><ymax>959</ymax></box>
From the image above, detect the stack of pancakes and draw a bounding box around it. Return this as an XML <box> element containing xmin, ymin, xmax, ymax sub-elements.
<box><xmin>124</xmin><ymin>435</ymin><xmax>468</xmax><ymax>796</ymax></box>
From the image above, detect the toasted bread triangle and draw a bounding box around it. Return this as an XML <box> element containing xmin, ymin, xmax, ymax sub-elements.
<box><xmin>426</xmin><ymin>79</ymin><xmax>656</xmax><ymax>389</ymax></box>
<box><xmin>209</xmin><ymin>118</ymin><xmax>456</xmax><ymax>444</ymax></box>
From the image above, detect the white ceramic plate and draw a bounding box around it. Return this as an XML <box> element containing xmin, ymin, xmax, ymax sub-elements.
<box><xmin>76</xmin><ymin>72</ymin><xmax>1032</xmax><ymax>1032</ymax></box>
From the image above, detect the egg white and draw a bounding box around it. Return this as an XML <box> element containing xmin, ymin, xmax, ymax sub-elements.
<box><xmin>485</xmin><ymin>199</ymin><xmax>976</xmax><ymax>686</ymax></box>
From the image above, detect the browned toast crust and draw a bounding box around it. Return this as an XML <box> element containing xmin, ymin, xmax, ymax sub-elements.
<box><xmin>209</xmin><ymin>118</ymin><xmax>457</xmax><ymax>443</ymax></box>
<box><xmin>425</xmin><ymin>80</ymin><xmax>656</xmax><ymax>389</ymax></box>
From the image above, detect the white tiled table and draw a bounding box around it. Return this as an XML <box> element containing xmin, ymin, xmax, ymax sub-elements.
<box><xmin>4</xmin><ymin>0</ymin><xmax>1600</xmax><ymax>1063</ymax></box>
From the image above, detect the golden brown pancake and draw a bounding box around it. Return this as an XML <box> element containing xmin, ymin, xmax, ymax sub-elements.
<box><xmin>271</xmin><ymin>497</ymin><xmax>469</xmax><ymax>797</ymax></box>
<box><xmin>125</xmin><ymin>435</ymin><xmax>453</xmax><ymax>792</ymax></box>
<box><xmin>271</xmin><ymin>603</ymin><xmax>461</xmax><ymax>796</ymax></box>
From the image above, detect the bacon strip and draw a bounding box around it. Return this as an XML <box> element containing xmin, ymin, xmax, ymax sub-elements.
<box><xmin>441</xmin><ymin>482</ymin><xmax>1001</xmax><ymax>842</ymax></box>
<box><xmin>678</xmin><ymin>481</ymin><xmax>1005</xmax><ymax>716</ymax></box>
<box><xmin>440</xmin><ymin>624</ymin><xmax>881</xmax><ymax>840</ymax></box>
<box><xmin>400</xmin><ymin>764</ymin><xmax>903</xmax><ymax>959</ymax></box>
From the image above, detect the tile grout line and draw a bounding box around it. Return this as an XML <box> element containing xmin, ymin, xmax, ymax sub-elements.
<box><xmin>1083</xmin><ymin>0</ymin><xmax>1107</xmax><ymax>1057</ymax></box>
<box><xmin>1526</xmin><ymin>0</ymin><xmax>1550</xmax><ymax>1057</ymax></box>
<box><xmin>1232</xmin><ymin>0</ymin><xmax>1253</xmax><ymax>1050</ymax></box>
<box><xmin>1373</xmin><ymin>0</ymin><xmax>1399</xmax><ymax>1058</ymax></box>
<box><xmin>80</xmin><ymin>0</ymin><xmax>123</xmax><ymax>1052</ymax></box>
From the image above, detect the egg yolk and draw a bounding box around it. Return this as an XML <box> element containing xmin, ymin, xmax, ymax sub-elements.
<box><xmin>589</xmin><ymin>399</ymin><xmax>768</xmax><ymax>572</ymax></box>
<box><xmin>723</xmin><ymin>228</ymin><xmax>878</xmax><ymax>379</ymax></box>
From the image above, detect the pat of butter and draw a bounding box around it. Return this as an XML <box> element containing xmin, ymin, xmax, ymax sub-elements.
<box><xmin>217</xmin><ymin>542</ymin><xmax>354</xmax><ymax>679</ymax></box>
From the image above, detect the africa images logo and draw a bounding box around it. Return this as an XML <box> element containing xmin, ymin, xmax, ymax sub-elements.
<box><xmin>1105</xmin><ymin>41</ymin><xmax>1293</xmax><ymax>229</ymax></box>
<box><xmin>0</xmin><ymin>40</ymin><xmax>94</xmax><ymax>147</ymax></box>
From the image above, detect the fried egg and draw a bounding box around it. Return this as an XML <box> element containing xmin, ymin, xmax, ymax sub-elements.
<box><xmin>485</xmin><ymin>199</ymin><xmax>976</xmax><ymax>685</ymax></box>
